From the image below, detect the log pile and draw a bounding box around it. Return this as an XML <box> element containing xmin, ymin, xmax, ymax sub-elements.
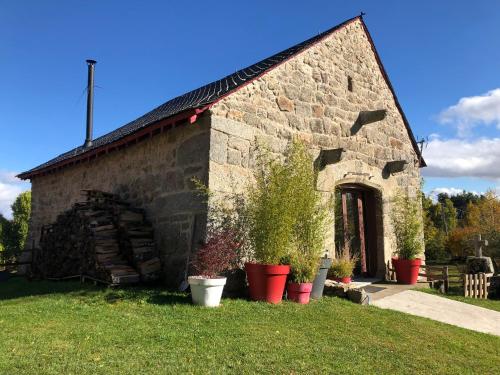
<box><xmin>34</xmin><ymin>190</ymin><xmax>161</xmax><ymax>285</ymax></box>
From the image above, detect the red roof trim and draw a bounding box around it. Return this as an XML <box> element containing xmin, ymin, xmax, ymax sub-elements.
<box><xmin>18</xmin><ymin>107</ymin><xmax>209</xmax><ymax>179</ymax></box>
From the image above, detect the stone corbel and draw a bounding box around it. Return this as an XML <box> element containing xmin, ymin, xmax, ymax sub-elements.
<box><xmin>315</xmin><ymin>148</ymin><xmax>345</xmax><ymax>170</ymax></box>
<box><xmin>383</xmin><ymin>160</ymin><xmax>409</xmax><ymax>176</ymax></box>
<box><xmin>351</xmin><ymin>109</ymin><xmax>387</xmax><ymax>135</ymax></box>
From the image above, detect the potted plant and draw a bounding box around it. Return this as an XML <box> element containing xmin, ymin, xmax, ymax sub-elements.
<box><xmin>311</xmin><ymin>257</ymin><xmax>333</xmax><ymax>299</ymax></box>
<box><xmin>329</xmin><ymin>251</ymin><xmax>357</xmax><ymax>284</ymax></box>
<box><xmin>188</xmin><ymin>230</ymin><xmax>238</xmax><ymax>307</ymax></box>
<box><xmin>391</xmin><ymin>192</ymin><xmax>424</xmax><ymax>285</ymax></box>
<box><xmin>245</xmin><ymin>140</ymin><xmax>330</xmax><ymax>304</ymax></box>
<box><xmin>244</xmin><ymin>146</ymin><xmax>294</xmax><ymax>304</ymax></box>
<box><xmin>287</xmin><ymin>254</ymin><xmax>321</xmax><ymax>304</ymax></box>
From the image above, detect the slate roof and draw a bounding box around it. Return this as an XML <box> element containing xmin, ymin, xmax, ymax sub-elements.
<box><xmin>19</xmin><ymin>15</ymin><xmax>423</xmax><ymax>179</ymax></box>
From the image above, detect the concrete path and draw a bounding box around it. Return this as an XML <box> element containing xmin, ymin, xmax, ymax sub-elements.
<box><xmin>372</xmin><ymin>290</ymin><xmax>500</xmax><ymax>336</ymax></box>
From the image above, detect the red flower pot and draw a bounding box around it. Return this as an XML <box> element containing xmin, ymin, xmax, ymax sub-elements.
<box><xmin>245</xmin><ymin>263</ymin><xmax>290</xmax><ymax>304</ymax></box>
<box><xmin>287</xmin><ymin>282</ymin><xmax>313</xmax><ymax>304</ymax></box>
<box><xmin>333</xmin><ymin>277</ymin><xmax>352</xmax><ymax>284</ymax></box>
<box><xmin>392</xmin><ymin>257</ymin><xmax>421</xmax><ymax>285</ymax></box>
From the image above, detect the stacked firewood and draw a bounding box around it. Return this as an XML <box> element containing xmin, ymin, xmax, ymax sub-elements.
<box><xmin>34</xmin><ymin>190</ymin><xmax>161</xmax><ymax>285</ymax></box>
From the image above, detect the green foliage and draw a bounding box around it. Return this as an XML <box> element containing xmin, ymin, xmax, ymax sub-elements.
<box><xmin>422</xmin><ymin>195</ymin><xmax>447</xmax><ymax>261</ymax></box>
<box><xmin>286</xmin><ymin>140</ymin><xmax>330</xmax><ymax>283</ymax></box>
<box><xmin>246</xmin><ymin>145</ymin><xmax>296</xmax><ymax>264</ymax></box>
<box><xmin>329</xmin><ymin>253</ymin><xmax>357</xmax><ymax>278</ymax></box>
<box><xmin>391</xmin><ymin>191</ymin><xmax>423</xmax><ymax>260</ymax></box>
<box><xmin>247</xmin><ymin>140</ymin><xmax>329</xmax><ymax>278</ymax></box>
<box><xmin>0</xmin><ymin>214</ymin><xmax>7</xmax><ymax>253</ymax></box>
<box><xmin>0</xmin><ymin>191</ymin><xmax>31</xmax><ymax>256</ymax></box>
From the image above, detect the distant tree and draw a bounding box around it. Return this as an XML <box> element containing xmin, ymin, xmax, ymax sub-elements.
<box><xmin>438</xmin><ymin>191</ymin><xmax>485</xmax><ymax>221</ymax></box>
<box><xmin>422</xmin><ymin>195</ymin><xmax>447</xmax><ymax>261</ymax></box>
<box><xmin>427</xmin><ymin>196</ymin><xmax>457</xmax><ymax>235</ymax></box>
<box><xmin>0</xmin><ymin>214</ymin><xmax>7</xmax><ymax>253</ymax></box>
<box><xmin>447</xmin><ymin>190</ymin><xmax>499</xmax><ymax>258</ymax></box>
<box><xmin>0</xmin><ymin>191</ymin><xmax>31</xmax><ymax>255</ymax></box>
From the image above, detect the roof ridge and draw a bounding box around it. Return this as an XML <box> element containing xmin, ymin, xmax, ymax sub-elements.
<box><xmin>19</xmin><ymin>15</ymin><xmax>425</xmax><ymax>179</ymax></box>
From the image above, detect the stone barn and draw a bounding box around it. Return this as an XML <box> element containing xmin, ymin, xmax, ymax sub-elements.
<box><xmin>19</xmin><ymin>15</ymin><xmax>424</xmax><ymax>286</ymax></box>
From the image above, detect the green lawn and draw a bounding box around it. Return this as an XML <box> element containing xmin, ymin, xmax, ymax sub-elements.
<box><xmin>0</xmin><ymin>278</ymin><xmax>499</xmax><ymax>374</ymax></box>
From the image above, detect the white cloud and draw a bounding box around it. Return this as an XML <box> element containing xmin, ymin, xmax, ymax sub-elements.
<box><xmin>0</xmin><ymin>171</ymin><xmax>30</xmax><ymax>219</ymax></box>
<box><xmin>430</xmin><ymin>187</ymin><xmax>470</xmax><ymax>196</ymax></box>
<box><xmin>438</xmin><ymin>88</ymin><xmax>500</xmax><ymax>137</ymax></box>
<box><xmin>423</xmin><ymin>137</ymin><xmax>500</xmax><ymax>180</ymax></box>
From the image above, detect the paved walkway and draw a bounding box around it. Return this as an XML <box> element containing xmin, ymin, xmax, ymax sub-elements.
<box><xmin>372</xmin><ymin>290</ymin><xmax>500</xmax><ymax>336</ymax></box>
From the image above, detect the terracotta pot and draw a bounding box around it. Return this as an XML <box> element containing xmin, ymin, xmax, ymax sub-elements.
<box><xmin>287</xmin><ymin>282</ymin><xmax>313</xmax><ymax>304</ymax></box>
<box><xmin>245</xmin><ymin>263</ymin><xmax>290</xmax><ymax>304</ymax></box>
<box><xmin>392</xmin><ymin>257</ymin><xmax>421</xmax><ymax>285</ymax></box>
<box><xmin>333</xmin><ymin>276</ymin><xmax>352</xmax><ymax>284</ymax></box>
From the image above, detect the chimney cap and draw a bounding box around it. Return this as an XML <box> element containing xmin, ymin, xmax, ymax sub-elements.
<box><xmin>86</xmin><ymin>59</ymin><xmax>97</xmax><ymax>65</ymax></box>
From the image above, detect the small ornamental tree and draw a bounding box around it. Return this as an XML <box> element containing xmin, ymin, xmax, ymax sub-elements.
<box><xmin>391</xmin><ymin>191</ymin><xmax>423</xmax><ymax>260</ymax></box>
<box><xmin>191</xmin><ymin>230</ymin><xmax>239</xmax><ymax>278</ymax></box>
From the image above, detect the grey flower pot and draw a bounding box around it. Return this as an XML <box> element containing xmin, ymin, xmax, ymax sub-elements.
<box><xmin>311</xmin><ymin>258</ymin><xmax>332</xmax><ymax>299</ymax></box>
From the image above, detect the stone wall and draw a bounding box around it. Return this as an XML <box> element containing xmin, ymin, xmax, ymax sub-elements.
<box><xmin>28</xmin><ymin>116</ymin><xmax>211</xmax><ymax>286</ymax></box>
<box><xmin>207</xmin><ymin>18</ymin><xmax>422</xmax><ymax>275</ymax></box>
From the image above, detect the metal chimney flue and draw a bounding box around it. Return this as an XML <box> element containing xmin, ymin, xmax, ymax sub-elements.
<box><xmin>84</xmin><ymin>59</ymin><xmax>97</xmax><ymax>148</ymax></box>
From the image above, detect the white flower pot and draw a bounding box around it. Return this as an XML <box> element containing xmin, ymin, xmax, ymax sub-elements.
<box><xmin>188</xmin><ymin>276</ymin><xmax>227</xmax><ymax>307</ymax></box>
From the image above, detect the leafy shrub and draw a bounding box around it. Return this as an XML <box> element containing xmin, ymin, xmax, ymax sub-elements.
<box><xmin>191</xmin><ymin>230</ymin><xmax>239</xmax><ymax>278</ymax></box>
<box><xmin>246</xmin><ymin>144</ymin><xmax>298</xmax><ymax>264</ymax></box>
<box><xmin>391</xmin><ymin>191</ymin><xmax>423</xmax><ymax>260</ymax></box>
<box><xmin>247</xmin><ymin>140</ymin><xmax>330</xmax><ymax>274</ymax></box>
<box><xmin>286</xmin><ymin>140</ymin><xmax>330</xmax><ymax>283</ymax></box>
<box><xmin>192</xmin><ymin>179</ymin><xmax>251</xmax><ymax>266</ymax></box>
<box><xmin>328</xmin><ymin>244</ymin><xmax>357</xmax><ymax>278</ymax></box>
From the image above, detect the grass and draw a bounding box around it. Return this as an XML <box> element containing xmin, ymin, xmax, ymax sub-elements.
<box><xmin>0</xmin><ymin>278</ymin><xmax>499</xmax><ymax>374</ymax></box>
<box><xmin>424</xmin><ymin>262</ymin><xmax>500</xmax><ymax>312</ymax></box>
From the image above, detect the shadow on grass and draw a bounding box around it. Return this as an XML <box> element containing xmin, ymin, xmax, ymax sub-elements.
<box><xmin>0</xmin><ymin>276</ymin><xmax>100</xmax><ymax>301</ymax></box>
<box><xmin>0</xmin><ymin>276</ymin><xmax>256</xmax><ymax>306</ymax></box>
<box><xmin>0</xmin><ymin>276</ymin><xmax>196</xmax><ymax>306</ymax></box>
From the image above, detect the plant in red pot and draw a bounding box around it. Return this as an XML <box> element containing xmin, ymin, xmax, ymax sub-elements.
<box><xmin>286</xmin><ymin>140</ymin><xmax>330</xmax><ymax>304</ymax></box>
<box><xmin>391</xmin><ymin>192</ymin><xmax>424</xmax><ymax>285</ymax></box>
<box><xmin>245</xmin><ymin>140</ymin><xmax>330</xmax><ymax>304</ymax></box>
<box><xmin>244</xmin><ymin>146</ymin><xmax>295</xmax><ymax>304</ymax></box>
<box><xmin>188</xmin><ymin>230</ymin><xmax>238</xmax><ymax>307</ymax></box>
<box><xmin>288</xmin><ymin>254</ymin><xmax>321</xmax><ymax>304</ymax></box>
<box><xmin>328</xmin><ymin>249</ymin><xmax>357</xmax><ymax>284</ymax></box>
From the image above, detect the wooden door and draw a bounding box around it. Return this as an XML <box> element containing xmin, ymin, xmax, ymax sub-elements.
<box><xmin>335</xmin><ymin>186</ymin><xmax>377</xmax><ymax>277</ymax></box>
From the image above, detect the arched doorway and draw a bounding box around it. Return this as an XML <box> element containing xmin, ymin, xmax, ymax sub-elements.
<box><xmin>335</xmin><ymin>184</ymin><xmax>381</xmax><ymax>277</ymax></box>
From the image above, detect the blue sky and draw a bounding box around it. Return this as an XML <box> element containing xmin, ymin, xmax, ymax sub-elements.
<box><xmin>1</xmin><ymin>1</ymin><xmax>499</xmax><ymax>216</ymax></box>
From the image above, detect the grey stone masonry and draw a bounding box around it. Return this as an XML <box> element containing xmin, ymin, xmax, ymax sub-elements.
<box><xmin>207</xmin><ymin>19</ymin><xmax>423</xmax><ymax>276</ymax></box>
<box><xmin>28</xmin><ymin>116</ymin><xmax>211</xmax><ymax>286</ymax></box>
<box><xmin>25</xmin><ymin>18</ymin><xmax>423</xmax><ymax>285</ymax></box>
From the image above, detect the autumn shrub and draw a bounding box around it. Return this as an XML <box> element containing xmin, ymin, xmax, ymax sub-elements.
<box><xmin>191</xmin><ymin>230</ymin><xmax>239</xmax><ymax>278</ymax></box>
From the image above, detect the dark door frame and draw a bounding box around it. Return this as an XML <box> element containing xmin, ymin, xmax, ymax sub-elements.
<box><xmin>337</xmin><ymin>184</ymin><xmax>379</xmax><ymax>277</ymax></box>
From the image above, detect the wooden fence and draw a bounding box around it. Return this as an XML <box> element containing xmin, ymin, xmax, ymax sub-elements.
<box><xmin>386</xmin><ymin>261</ymin><xmax>450</xmax><ymax>292</ymax></box>
<box><xmin>463</xmin><ymin>273</ymin><xmax>493</xmax><ymax>299</ymax></box>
